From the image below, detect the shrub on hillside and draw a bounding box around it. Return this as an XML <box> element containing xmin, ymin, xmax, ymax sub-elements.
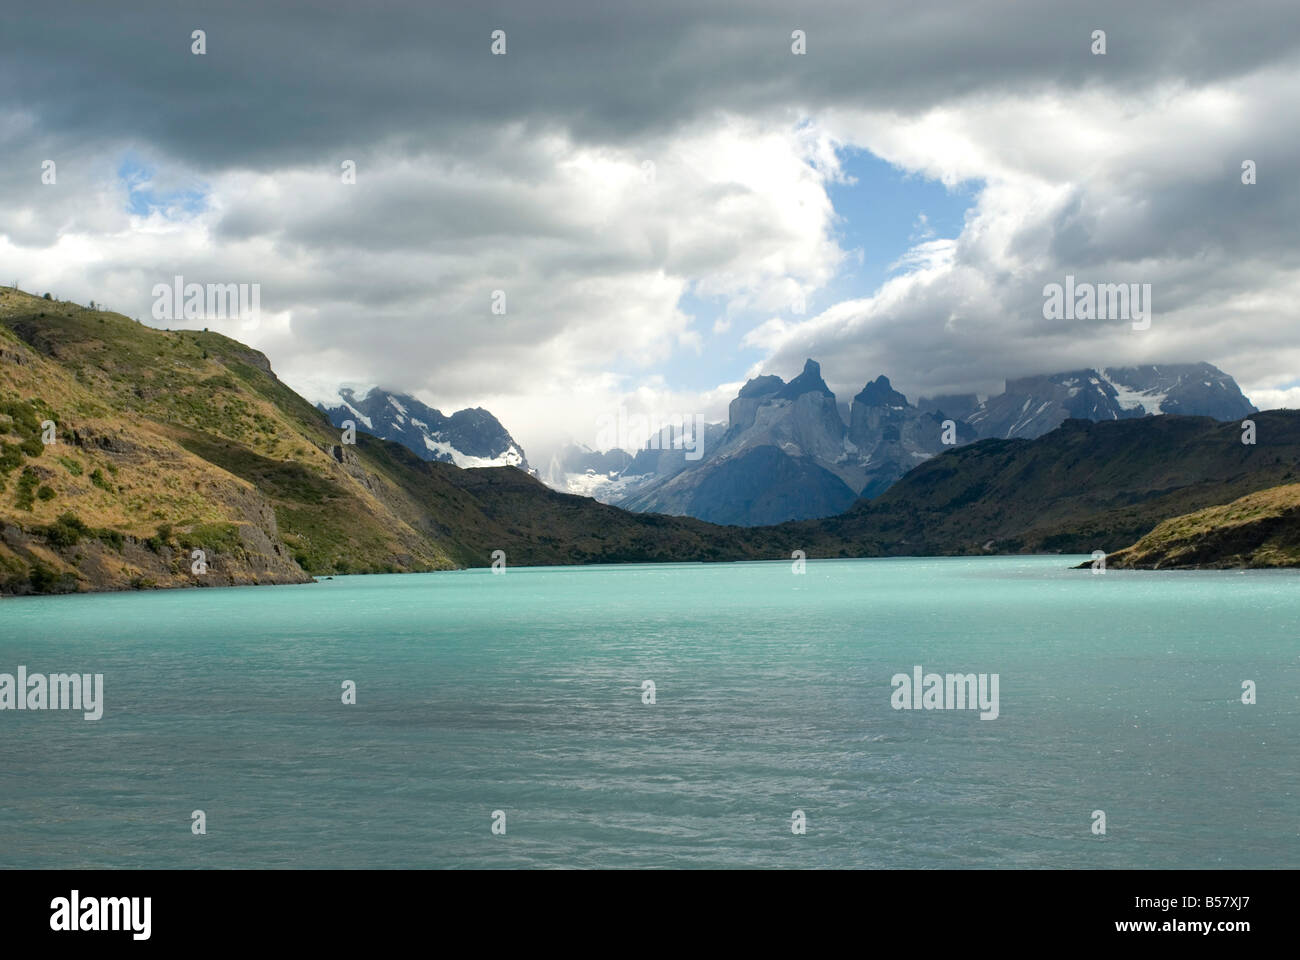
<box><xmin>15</xmin><ymin>468</ymin><xmax>38</xmax><ymax>510</ymax></box>
<box><xmin>43</xmin><ymin>512</ymin><xmax>88</xmax><ymax>547</ymax></box>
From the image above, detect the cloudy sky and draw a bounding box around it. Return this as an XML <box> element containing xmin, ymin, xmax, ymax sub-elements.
<box><xmin>3</xmin><ymin>0</ymin><xmax>1299</xmax><ymax>465</ymax></box>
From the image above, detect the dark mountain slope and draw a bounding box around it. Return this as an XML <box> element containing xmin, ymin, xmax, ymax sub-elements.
<box><xmin>795</xmin><ymin>412</ymin><xmax>1299</xmax><ymax>556</ymax></box>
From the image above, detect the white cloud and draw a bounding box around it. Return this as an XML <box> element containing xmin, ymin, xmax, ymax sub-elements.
<box><xmin>756</xmin><ymin>65</ymin><xmax>1300</xmax><ymax>403</ymax></box>
<box><xmin>2</xmin><ymin>114</ymin><xmax>852</xmax><ymax>465</ymax></box>
<box><xmin>5</xmin><ymin>8</ymin><xmax>1300</xmax><ymax>467</ymax></box>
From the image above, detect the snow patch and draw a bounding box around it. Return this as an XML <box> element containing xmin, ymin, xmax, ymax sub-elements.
<box><xmin>423</xmin><ymin>436</ymin><xmax>522</xmax><ymax>468</ymax></box>
<box><xmin>1099</xmin><ymin>368</ymin><xmax>1167</xmax><ymax>413</ymax></box>
<box><xmin>338</xmin><ymin>401</ymin><xmax>372</xmax><ymax>429</ymax></box>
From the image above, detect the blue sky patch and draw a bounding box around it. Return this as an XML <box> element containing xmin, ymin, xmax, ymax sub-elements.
<box><xmin>646</xmin><ymin>147</ymin><xmax>981</xmax><ymax>393</ymax></box>
<box><xmin>119</xmin><ymin>151</ymin><xmax>209</xmax><ymax>218</ymax></box>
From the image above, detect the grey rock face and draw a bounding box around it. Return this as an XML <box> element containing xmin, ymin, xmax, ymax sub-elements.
<box><xmin>613</xmin><ymin>361</ymin><xmax>959</xmax><ymax>523</ymax></box>
<box><xmin>849</xmin><ymin>376</ymin><xmax>978</xmax><ymax>499</ymax></box>
<box><xmin>621</xmin><ymin>444</ymin><xmax>857</xmax><ymax>527</ymax></box>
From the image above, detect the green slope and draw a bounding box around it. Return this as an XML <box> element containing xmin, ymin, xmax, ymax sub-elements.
<box><xmin>4</xmin><ymin>286</ymin><xmax>1296</xmax><ymax>595</ymax></box>
<box><xmin>1104</xmin><ymin>482</ymin><xmax>1300</xmax><ymax>568</ymax></box>
<box><xmin>0</xmin><ymin>288</ymin><xmax>793</xmax><ymax>593</ymax></box>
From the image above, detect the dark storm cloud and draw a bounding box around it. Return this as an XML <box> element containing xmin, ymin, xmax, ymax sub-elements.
<box><xmin>4</xmin><ymin>0</ymin><xmax>1299</xmax><ymax>168</ymax></box>
<box><xmin>4</xmin><ymin>0</ymin><xmax>1300</xmax><ymax>460</ymax></box>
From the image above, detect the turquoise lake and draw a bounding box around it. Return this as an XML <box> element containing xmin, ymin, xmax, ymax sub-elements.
<box><xmin>1</xmin><ymin>556</ymin><xmax>1297</xmax><ymax>869</ymax></box>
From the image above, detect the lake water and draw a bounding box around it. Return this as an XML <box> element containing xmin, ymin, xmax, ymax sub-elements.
<box><xmin>1</xmin><ymin>556</ymin><xmax>1297</xmax><ymax>868</ymax></box>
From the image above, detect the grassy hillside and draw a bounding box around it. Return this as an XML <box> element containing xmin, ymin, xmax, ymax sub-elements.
<box><xmin>0</xmin><ymin>290</ymin><xmax>314</xmax><ymax>591</ymax></box>
<box><xmin>0</xmin><ymin>288</ymin><xmax>793</xmax><ymax>594</ymax></box>
<box><xmin>3</xmin><ymin>286</ymin><xmax>1296</xmax><ymax>595</ymax></box>
<box><xmin>1104</xmin><ymin>483</ymin><xmax>1300</xmax><ymax>568</ymax></box>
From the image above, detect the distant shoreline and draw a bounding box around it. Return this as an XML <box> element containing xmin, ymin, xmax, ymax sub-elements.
<box><xmin>8</xmin><ymin>551</ymin><xmax>1296</xmax><ymax>600</ymax></box>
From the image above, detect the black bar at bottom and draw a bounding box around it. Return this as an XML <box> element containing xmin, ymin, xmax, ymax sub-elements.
<box><xmin>0</xmin><ymin>868</ymin><xmax>1282</xmax><ymax>946</ymax></box>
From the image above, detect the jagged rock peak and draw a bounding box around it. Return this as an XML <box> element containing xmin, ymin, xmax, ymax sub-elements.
<box><xmin>738</xmin><ymin>374</ymin><xmax>785</xmax><ymax>399</ymax></box>
<box><xmin>779</xmin><ymin>359</ymin><xmax>834</xmax><ymax>399</ymax></box>
<box><xmin>854</xmin><ymin>375</ymin><xmax>910</xmax><ymax>408</ymax></box>
<box><xmin>736</xmin><ymin>359</ymin><xmax>834</xmax><ymax>401</ymax></box>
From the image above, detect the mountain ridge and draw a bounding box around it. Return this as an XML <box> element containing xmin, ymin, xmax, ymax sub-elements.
<box><xmin>597</xmin><ymin>359</ymin><xmax>1254</xmax><ymax>525</ymax></box>
<box><xmin>317</xmin><ymin>386</ymin><xmax>531</xmax><ymax>472</ymax></box>
<box><xmin>1</xmin><ymin>288</ymin><xmax>1290</xmax><ymax>595</ymax></box>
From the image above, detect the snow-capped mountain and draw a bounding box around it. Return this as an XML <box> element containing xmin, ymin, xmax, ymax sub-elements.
<box><xmin>958</xmin><ymin>363</ymin><xmax>1255</xmax><ymax>440</ymax></box>
<box><xmin>594</xmin><ymin>359</ymin><xmax>1256</xmax><ymax>526</ymax></box>
<box><xmin>317</xmin><ymin>387</ymin><xmax>530</xmax><ymax>471</ymax></box>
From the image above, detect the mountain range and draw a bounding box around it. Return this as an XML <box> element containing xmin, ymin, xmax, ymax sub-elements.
<box><xmin>0</xmin><ymin>287</ymin><xmax>1292</xmax><ymax>595</ymax></box>
<box><xmin>549</xmin><ymin>359</ymin><xmax>1256</xmax><ymax>526</ymax></box>
<box><xmin>958</xmin><ymin>363</ymin><xmax>1255</xmax><ymax>439</ymax></box>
